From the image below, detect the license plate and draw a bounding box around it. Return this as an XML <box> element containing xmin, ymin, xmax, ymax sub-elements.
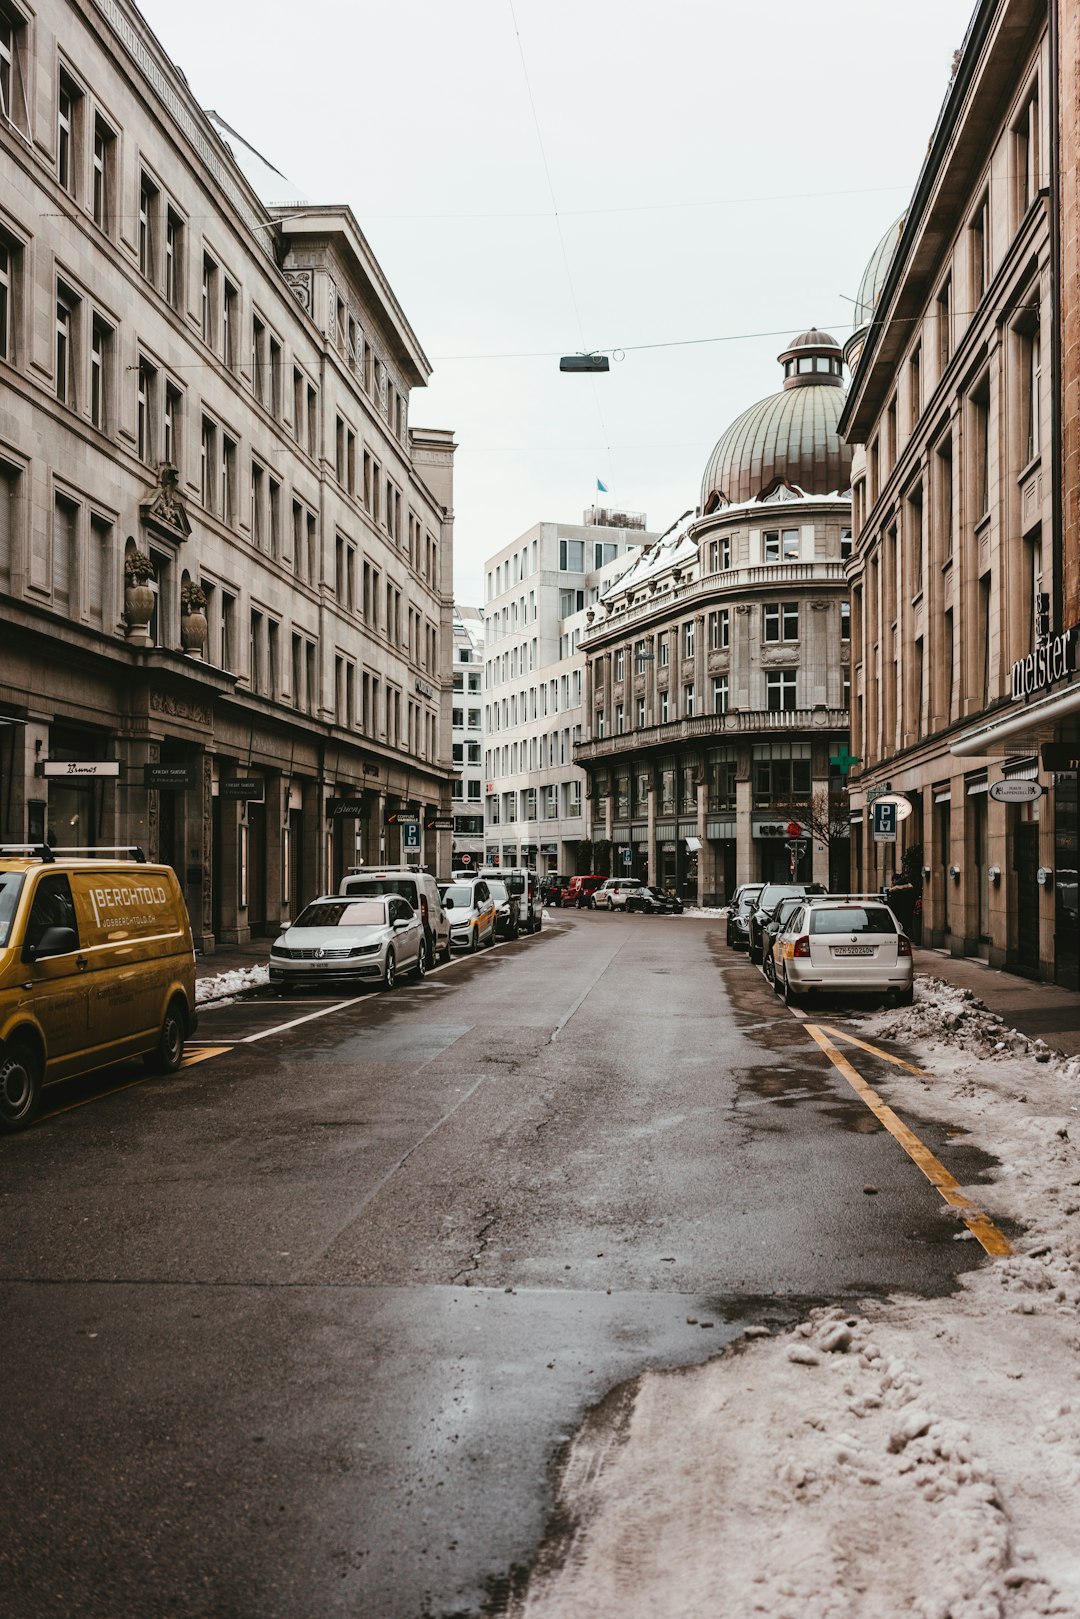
<box><xmin>833</xmin><ymin>946</ymin><xmax>874</xmax><ymax>957</ymax></box>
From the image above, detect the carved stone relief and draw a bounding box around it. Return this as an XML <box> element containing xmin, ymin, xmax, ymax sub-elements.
<box><xmin>284</xmin><ymin>270</ymin><xmax>314</xmax><ymax>313</ymax></box>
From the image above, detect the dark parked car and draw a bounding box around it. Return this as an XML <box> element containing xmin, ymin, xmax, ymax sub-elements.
<box><xmin>747</xmin><ymin>882</ymin><xmax>827</xmax><ymax>964</ymax></box>
<box><xmin>487</xmin><ymin>879</ymin><xmax>521</xmax><ymax>939</ymax></box>
<box><xmin>726</xmin><ymin>885</ymin><xmax>764</xmax><ymax>949</ymax></box>
<box><xmin>540</xmin><ymin>874</ymin><xmax>568</xmax><ymax>908</ymax></box>
<box><xmin>759</xmin><ymin>894</ymin><xmax>809</xmax><ymax>984</ymax></box>
<box><xmin>626</xmin><ymin>885</ymin><xmax>684</xmax><ymax>914</ymax></box>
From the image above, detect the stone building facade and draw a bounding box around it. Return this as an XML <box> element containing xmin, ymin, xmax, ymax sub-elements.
<box><xmin>482</xmin><ymin>510</ymin><xmax>650</xmax><ymax>876</ymax></box>
<box><xmin>450</xmin><ymin>605</ymin><xmax>484</xmax><ymax>868</ymax></box>
<box><xmin>0</xmin><ymin>0</ymin><xmax>454</xmax><ymax>948</ymax></box>
<box><xmin>839</xmin><ymin>0</ymin><xmax>1062</xmax><ymax>979</ymax></box>
<box><xmin>576</xmin><ymin>333</ymin><xmax>853</xmax><ymax>903</ymax></box>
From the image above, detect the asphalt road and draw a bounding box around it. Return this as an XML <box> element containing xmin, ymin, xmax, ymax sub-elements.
<box><xmin>0</xmin><ymin>911</ymin><xmax>998</xmax><ymax>1619</ymax></box>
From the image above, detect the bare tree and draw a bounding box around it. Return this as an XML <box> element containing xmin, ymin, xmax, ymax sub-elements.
<box><xmin>772</xmin><ymin>786</ymin><xmax>851</xmax><ymax>861</ymax></box>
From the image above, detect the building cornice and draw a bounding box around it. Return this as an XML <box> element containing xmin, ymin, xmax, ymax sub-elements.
<box><xmin>575</xmin><ymin>708</ymin><xmax>849</xmax><ymax>763</ymax></box>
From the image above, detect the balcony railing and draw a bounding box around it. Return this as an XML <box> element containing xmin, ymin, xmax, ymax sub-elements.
<box><xmin>580</xmin><ymin>561</ymin><xmax>846</xmax><ymax>646</ymax></box>
<box><xmin>574</xmin><ymin>707</ymin><xmax>850</xmax><ymax>761</ymax></box>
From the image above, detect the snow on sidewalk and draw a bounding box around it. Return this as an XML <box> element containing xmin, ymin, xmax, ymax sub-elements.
<box><xmin>195</xmin><ymin>963</ymin><xmax>269</xmax><ymax>1005</ymax></box>
<box><xmin>509</xmin><ymin>976</ymin><xmax>1080</xmax><ymax>1619</ymax></box>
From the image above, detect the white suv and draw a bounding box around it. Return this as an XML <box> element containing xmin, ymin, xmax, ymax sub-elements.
<box><xmin>593</xmin><ymin>878</ymin><xmax>644</xmax><ymax>911</ymax></box>
<box><xmin>773</xmin><ymin>895</ymin><xmax>914</xmax><ymax>1007</ymax></box>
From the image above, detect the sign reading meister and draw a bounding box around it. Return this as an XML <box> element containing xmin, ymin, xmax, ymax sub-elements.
<box><xmin>1011</xmin><ymin>627</ymin><xmax>1076</xmax><ymax>701</ymax></box>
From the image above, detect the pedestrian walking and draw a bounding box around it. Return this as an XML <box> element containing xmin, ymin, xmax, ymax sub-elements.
<box><xmin>888</xmin><ymin>870</ymin><xmax>916</xmax><ymax>936</ymax></box>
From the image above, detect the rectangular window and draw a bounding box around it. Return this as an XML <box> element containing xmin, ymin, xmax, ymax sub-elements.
<box><xmin>251</xmin><ymin>461</ymin><xmax>264</xmax><ymax>549</ymax></box>
<box><xmin>139</xmin><ymin>173</ymin><xmax>158</xmax><ymax>280</ymax></box>
<box><xmin>164</xmin><ymin>208</ymin><xmax>183</xmax><ymax>308</ymax></box>
<box><xmin>841</xmin><ymin>602</ymin><xmax>850</xmax><ymax>641</ymax></box>
<box><xmin>614</xmin><ymin>648</ymin><xmax>625</xmax><ymax>680</ymax></box>
<box><xmin>970</xmin><ymin>194</ymin><xmax>989</xmax><ymax>307</ymax></box>
<box><xmin>57</xmin><ymin>72</ymin><xmax>78</xmax><ymax>196</ymax></box>
<box><xmin>593</xmin><ymin>540</ymin><xmax>617</xmax><ymax>569</ymax></box>
<box><xmin>635</xmin><ymin>639</ymin><xmax>648</xmax><ymax>673</ymax></box>
<box><xmin>92</xmin><ymin>118</ymin><xmax>114</xmax><ymax>229</ymax></box>
<box><xmin>137</xmin><ymin>357</ymin><xmax>156</xmax><ymax>462</ymax></box>
<box><xmin>222</xmin><ymin>278</ymin><xmax>238</xmax><ymax>367</ymax></box>
<box><xmin>766</xmin><ymin>670</ymin><xmax>798</xmax><ymax>712</ymax></box>
<box><xmin>713</xmin><ymin>674</ymin><xmax>728</xmax><ymax>714</ymax></box>
<box><xmin>1023</xmin><ymin>320</ymin><xmax>1041</xmax><ymax>463</ymax></box>
<box><xmin>559</xmin><ymin>538</ymin><xmax>585</xmax><ymax>571</ymax></box>
<box><xmin>970</xmin><ymin>378</ymin><xmax>990</xmax><ymax>520</ymax></box>
<box><xmin>840</xmin><ymin>526</ymin><xmax>852</xmax><ymax>560</ymax></box>
<box><xmin>684</xmin><ymin>683</ymin><xmax>695</xmax><ymax>717</ymax></box>
<box><xmin>763</xmin><ymin>602</ymin><xmax>798</xmax><ymax>642</ymax></box>
<box><xmin>908</xmin><ymin>347</ymin><xmax>921</xmax><ymax>432</ymax></box>
<box><xmin>201</xmin><ymin>254</ymin><xmax>217</xmax><ymax>347</ymax></box>
<box><xmin>937</xmin><ymin>276</ymin><xmax>952</xmax><ymax>373</ymax></box>
<box><xmin>1014</xmin><ymin>88</ymin><xmax>1040</xmax><ymax>222</ymax></box>
<box><xmin>53</xmin><ymin>492</ymin><xmax>77</xmax><ymax>610</ymax></box>
<box><xmin>636</xmin><ymin>696</ymin><xmax>646</xmax><ymax>727</ymax></box>
<box><xmin>164</xmin><ymin>381</ymin><xmax>181</xmax><ymax>467</ymax></box>
<box><xmin>200</xmin><ymin>416</ymin><xmax>216</xmax><ymax>511</ymax></box>
<box><xmin>55</xmin><ymin>286</ymin><xmax>76</xmax><ymax>406</ymax></box>
<box><xmin>658</xmin><ymin>636</ymin><xmax>669</xmax><ymax>668</ymax></box>
<box><xmin>763</xmin><ymin>527</ymin><xmax>799</xmax><ymax>562</ymax></box>
<box><xmin>0</xmin><ymin>233</ymin><xmax>14</xmax><ymax>362</ymax></box>
<box><xmin>0</xmin><ymin>7</ymin><xmax>30</xmax><ymax>135</ymax></box>
<box><xmin>90</xmin><ymin>315</ymin><xmax>112</xmax><ymax>433</ymax></box>
<box><xmin>682</xmin><ymin>621</ymin><xmax>694</xmax><ymax>659</ymax></box>
<box><xmin>220</xmin><ymin>433</ymin><xmax>236</xmax><ymax>524</ymax></box>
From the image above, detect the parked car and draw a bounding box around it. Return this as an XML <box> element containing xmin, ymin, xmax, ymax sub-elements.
<box><xmin>479</xmin><ymin>866</ymin><xmax>540</xmax><ymax>933</ymax></box>
<box><xmin>726</xmin><ymin>885</ymin><xmax>764</xmax><ymax>950</ymax></box>
<box><xmin>593</xmin><ymin>877</ymin><xmax>644</xmax><ymax>911</ymax></box>
<box><xmin>269</xmin><ymin>893</ymin><xmax>425</xmax><ymax>992</ymax></box>
<box><xmin>540</xmin><ymin>874</ymin><xmax>568</xmax><ymax>908</ymax></box>
<box><xmin>486</xmin><ymin>879</ymin><xmax>521</xmax><ymax>940</ymax></box>
<box><xmin>626</xmin><ymin>885</ymin><xmax>684</xmax><ymax>915</ymax></box>
<box><xmin>440</xmin><ymin>878</ymin><xmax>498</xmax><ymax>952</ymax></box>
<box><xmin>339</xmin><ymin>867</ymin><xmax>449</xmax><ymax>966</ymax></box>
<box><xmin>759</xmin><ymin>894</ymin><xmax>809</xmax><ymax>984</ymax></box>
<box><xmin>772</xmin><ymin>895</ymin><xmax>914</xmax><ymax>1007</ymax></box>
<box><xmin>0</xmin><ymin>845</ymin><xmax>198</xmax><ymax>1131</ymax></box>
<box><xmin>747</xmin><ymin>883</ymin><xmax>827</xmax><ymax>964</ymax></box>
<box><xmin>563</xmin><ymin>875</ymin><xmax>605</xmax><ymax>909</ymax></box>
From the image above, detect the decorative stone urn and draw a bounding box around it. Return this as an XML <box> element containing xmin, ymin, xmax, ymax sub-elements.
<box><xmin>180</xmin><ymin>610</ymin><xmax>208</xmax><ymax>655</ymax></box>
<box><xmin>124</xmin><ymin>583</ymin><xmax>155</xmax><ymax>640</ymax></box>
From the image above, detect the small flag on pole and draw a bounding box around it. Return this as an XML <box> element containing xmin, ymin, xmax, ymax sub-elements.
<box><xmin>597</xmin><ymin>479</ymin><xmax>608</xmax><ymax>493</ymax></box>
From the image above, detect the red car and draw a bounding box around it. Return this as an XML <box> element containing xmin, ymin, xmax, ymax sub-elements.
<box><xmin>562</xmin><ymin>875</ymin><xmax>605</xmax><ymax>909</ymax></box>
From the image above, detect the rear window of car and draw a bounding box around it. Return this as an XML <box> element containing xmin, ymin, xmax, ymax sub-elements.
<box><xmin>488</xmin><ymin>882</ymin><xmax>509</xmax><ymax>903</ymax></box>
<box><xmin>295</xmin><ymin>899</ymin><xmax>387</xmax><ymax>928</ymax></box>
<box><xmin>737</xmin><ymin>892</ymin><xmax>761</xmax><ymax>914</ymax></box>
<box><xmin>811</xmin><ymin>907</ymin><xmax>897</xmax><ymax>935</ymax></box>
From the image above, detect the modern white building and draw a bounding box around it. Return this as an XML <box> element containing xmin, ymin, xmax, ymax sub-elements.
<box><xmin>450</xmin><ymin>605</ymin><xmax>484</xmax><ymax>868</ymax></box>
<box><xmin>482</xmin><ymin>508</ymin><xmax>654</xmax><ymax>874</ymax></box>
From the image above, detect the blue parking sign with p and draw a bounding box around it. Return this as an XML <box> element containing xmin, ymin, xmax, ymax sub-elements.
<box><xmin>873</xmin><ymin>801</ymin><xmax>897</xmax><ymax>838</ymax></box>
<box><xmin>403</xmin><ymin>822</ymin><xmax>421</xmax><ymax>851</ymax></box>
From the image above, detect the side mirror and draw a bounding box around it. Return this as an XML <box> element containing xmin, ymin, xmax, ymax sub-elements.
<box><xmin>444</xmin><ymin>897</ymin><xmax>454</xmax><ymax>909</ymax></box>
<box><xmin>25</xmin><ymin>925</ymin><xmax>78</xmax><ymax>962</ymax></box>
<box><xmin>393</xmin><ymin>918</ymin><xmax>410</xmax><ymax>930</ymax></box>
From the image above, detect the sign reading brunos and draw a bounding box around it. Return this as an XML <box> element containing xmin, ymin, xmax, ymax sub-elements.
<box><xmin>1012</xmin><ymin>627</ymin><xmax>1077</xmax><ymax>700</ymax></box>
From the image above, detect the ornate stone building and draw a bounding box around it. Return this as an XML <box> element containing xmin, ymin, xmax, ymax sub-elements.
<box><xmin>840</xmin><ymin>0</ymin><xmax>1060</xmax><ymax>979</ymax></box>
<box><xmin>0</xmin><ymin>0</ymin><xmax>455</xmax><ymax>948</ymax></box>
<box><xmin>575</xmin><ymin>332</ymin><xmax>853</xmax><ymax>902</ymax></box>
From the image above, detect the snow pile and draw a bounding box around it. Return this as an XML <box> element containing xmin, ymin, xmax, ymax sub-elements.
<box><xmin>510</xmin><ymin>973</ymin><xmax>1080</xmax><ymax>1618</ymax></box>
<box><xmin>195</xmin><ymin>963</ymin><xmax>269</xmax><ymax>1005</ymax></box>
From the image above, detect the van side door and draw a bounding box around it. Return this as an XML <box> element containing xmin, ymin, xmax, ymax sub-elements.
<box><xmin>24</xmin><ymin>873</ymin><xmax>89</xmax><ymax>1078</ymax></box>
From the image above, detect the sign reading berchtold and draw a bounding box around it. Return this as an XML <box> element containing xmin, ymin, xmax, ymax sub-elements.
<box><xmin>1011</xmin><ymin>627</ymin><xmax>1076</xmax><ymax>700</ymax></box>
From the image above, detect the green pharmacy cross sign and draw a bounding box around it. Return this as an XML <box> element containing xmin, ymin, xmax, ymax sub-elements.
<box><xmin>830</xmin><ymin>747</ymin><xmax>860</xmax><ymax>778</ymax></box>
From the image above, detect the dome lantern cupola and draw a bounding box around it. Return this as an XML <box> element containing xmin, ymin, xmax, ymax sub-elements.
<box><xmin>700</xmin><ymin>328</ymin><xmax>852</xmax><ymax>508</ymax></box>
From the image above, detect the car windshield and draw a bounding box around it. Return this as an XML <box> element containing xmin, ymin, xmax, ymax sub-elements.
<box><xmin>0</xmin><ymin>871</ymin><xmax>26</xmax><ymax>947</ymax></box>
<box><xmin>294</xmin><ymin>899</ymin><xmax>387</xmax><ymax>928</ymax></box>
<box><xmin>500</xmin><ymin>874</ymin><xmax>525</xmax><ymax>895</ymax></box>
<box><xmin>343</xmin><ymin>877</ymin><xmax>420</xmax><ymax>903</ymax></box>
<box><xmin>758</xmin><ymin>884</ymin><xmax>809</xmax><ymax>912</ymax></box>
<box><xmin>488</xmin><ymin>882</ymin><xmax>509</xmax><ymax>903</ymax></box>
<box><xmin>811</xmin><ymin>907</ymin><xmax>897</xmax><ymax>935</ymax></box>
<box><xmin>443</xmin><ymin>885</ymin><xmax>477</xmax><ymax>908</ymax></box>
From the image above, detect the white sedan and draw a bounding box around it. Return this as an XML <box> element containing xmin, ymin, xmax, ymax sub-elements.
<box><xmin>269</xmin><ymin>894</ymin><xmax>426</xmax><ymax>991</ymax></box>
<box><xmin>773</xmin><ymin>896</ymin><xmax>914</xmax><ymax>1007</ymax></box>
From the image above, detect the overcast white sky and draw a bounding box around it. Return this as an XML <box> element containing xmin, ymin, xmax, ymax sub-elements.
<box><xmin>140</xmin><ymin>0</ymin><xmax>976</xmax><ymax>603</ymax></box>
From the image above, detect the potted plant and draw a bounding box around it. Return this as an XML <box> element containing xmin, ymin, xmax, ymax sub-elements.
<box><xmin>123</xmin><ymin>548</ymin><xmax>156</xmax><ymax>636</ymax></box>
<box><xmin>180</xmin><ymin>579</ymin><xmax>208</xmax><ymax>654</ymax></box>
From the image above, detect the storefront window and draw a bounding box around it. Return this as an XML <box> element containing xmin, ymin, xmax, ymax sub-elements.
<box><xmin>679</xmin><ymin>763</ymin><xmax>697</xmax><ymax>815</ymax></box>
<box><xmin>613</xmin><ymin>766</ymin><xmax>630</xmax><ymax>821</ymax></box>
<box><xmin>659</xmin><ymin>757</ymin><xmax>676</xmax><ymax>816</ymax></box>
<box><xmin>708</xmin><ymin>748</ymin><xmax>737</xmax><ymax>812</ymax></box>
<box><xmin>752</xmin><ymin>742</ymin><xmax>811</xmax><ymax>808</ymax></box>
<box><xmin>632</xmin><ymin>763</ymin><xmax>651</xmax><ymax>816</ymax></box>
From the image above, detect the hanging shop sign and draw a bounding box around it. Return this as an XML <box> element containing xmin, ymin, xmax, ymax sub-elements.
<box><xmin>218</xmin><ymin>778</ymin><xmax>264</xmax><ymax>802</ymax></box>
<box><xmin>414</xmin><ymin>677</ymin><xmax>435</xmax><ymax>698</ymax></box>
<box><xmin>989</xmin><ymin>780</ymin><xmax>1043</xmax><ymax>803</ymax></box>
<box><xmin>144</xmin><ymin>762</ymin><xmax>199</xmax><ymax>790</ymax></box>
<box><xmin>425</xmin><ymin>816</ymin><xmax>455</xmax><ymax>831</ymax></box>
<box><xmin>327</xmin><ymin>799</ymin><xmax>365</xmax><ymax>818</ymax></box>
<box><xmin>42</xmin><ymin>760</ymin><xmax>120</xmax><ymax>778</ymax></box>
<box><xmin>385</xmin><ymin>810</ymin><xmax>420</xmax><ymax>825</ymax></box>
<box><xmin>1011</xmin><ymin>627</ymin><xmax>1077</xmax><ymax>701</ymax></box>
<box><xmin>870</xmin><ymin>792</ymin><xmax>914</xmax><ymax>822</ymax></box>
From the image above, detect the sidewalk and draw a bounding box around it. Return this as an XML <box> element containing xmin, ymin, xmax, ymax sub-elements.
<box><xmin>195</xmin><ymin>939</ymin><xmax>269</xmax><ymax>982</ymax></box>
<box><xmin>914</xmin><ymin>946</ymin><xmax>1080</xmax><ymax>1058</ymax></box>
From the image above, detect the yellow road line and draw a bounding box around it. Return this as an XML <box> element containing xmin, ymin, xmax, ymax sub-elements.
<box><xmin>815</xmin><ymin>1024</ymin><xmax>926</xmax><ymax>1075</ymax></box>
<box><xmin>804</xmin><ymin>1023</ymin><xmax>1012</xmax><ymax>1258</ymax></box>
<box><xmin>40</xmin><ymin>1045</ymin><xmax>232</xmax><ymax>1121</ymax></box>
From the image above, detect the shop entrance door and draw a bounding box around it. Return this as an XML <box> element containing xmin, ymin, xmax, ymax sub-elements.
<box><xmin>1014</xmin><ymin>822</ymin><xmax>1040</xmax><ymax>975</ymax></box>
<box><xmin>1054</xmin><ymin>772</ymin><xmax>1079</xmax><ymax>991</ymax></box>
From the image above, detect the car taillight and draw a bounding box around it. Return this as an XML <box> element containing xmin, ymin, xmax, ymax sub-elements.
<box><xmin>897</xmin><ymin>934</ymin><xmax>912</xmax><ymax>957</ymax></box>
<box><xmin>793</xmin><ymin>936</ymin><xmax>811</xmax><ymax>958</ymax></box>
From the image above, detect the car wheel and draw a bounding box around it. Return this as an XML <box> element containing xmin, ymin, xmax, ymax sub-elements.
<box><xmin>147</xmin><ymin>996</ymin><xmax>186</xmax><ymax>1074</ymax></box>
<box><xmin>763</xmin><ymin>952</ymin><xmax>774</xmax><ymax>984</ymax></box>
<box><xmin>782</xmin><ymin>967</ymin><xmax>799</xmax><ymax>1007</ymax></box>
<box><xmin>534</xmin><ymin>914</ymin><xmax>542</xmax><ymax>933</ymax></box>
<box><xmin>383</xmin><ymin>949</ymin><xmax>397</xmax><ymax>990</ymax></box>
<box><xmin>895</xmin><ymin>985</ymin><xmax>914</xmax><ymax>1007</ymax></box>
<box><xmin>414</xmin><ymin>944</ymin><xmax>427</xmax><ymax>980</ymax></box>
<box><xmin>486</xmin><ymin>923</ymin><xmax>496</xmax><ymax>948</ymax></box>
<box><xmin>772</xmin><ymin>962</ymin><xmax>784</xmax><ymax>996</ymax></box>
<box><xmin>0</xmin><ymin>1038</ymin><xmax>42</xmax><ymax>1132</ymax></box>
<box><xmin>468</xmin><ymin>927</ymin><xmax>480</xmax><ymax>954</ymax></box>
<box><xmin>441</xmin><ymin>939</ymin><xmax>452</xmax><ymax>963</ymax></box>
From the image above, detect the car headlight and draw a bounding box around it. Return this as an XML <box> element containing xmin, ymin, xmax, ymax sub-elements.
<box><xmin>350</xmin><ymin>943</ymin><xmax>382</xmax><ymax>956</ymax></box>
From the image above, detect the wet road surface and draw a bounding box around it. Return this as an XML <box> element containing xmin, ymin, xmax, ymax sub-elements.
<box><xmin>0</xmin><ymin>911</ymin><xmax>998</xmax><ymax>1618</ymax></box>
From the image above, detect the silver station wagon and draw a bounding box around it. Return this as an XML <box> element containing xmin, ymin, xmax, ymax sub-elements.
<box><xmin>269</xmin><ymin>894</ymin><xmax>426</xmax><ymax>992</ymax></box>
<box><xmin>773</xmin><ymin>895</ymin><xmax>914</xmax><ymax>1007</ymax></box>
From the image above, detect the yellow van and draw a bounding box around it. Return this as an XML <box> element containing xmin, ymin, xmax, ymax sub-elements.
<box><xmin>0</xmin><ymin>847</ymin><xmax>198</xmax><ymax>1131</ymax></box>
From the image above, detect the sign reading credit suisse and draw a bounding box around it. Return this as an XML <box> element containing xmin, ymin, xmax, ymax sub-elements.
<box><xmin>1012</xmin><ymin>627</ymin><xmax>1077</xmax><ymax>701</ymax></box>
